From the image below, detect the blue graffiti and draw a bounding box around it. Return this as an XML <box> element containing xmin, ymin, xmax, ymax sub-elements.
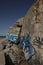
<box><xmin>6</xmin><ymin>34</ymin><xmax>18</xmax><ymax>43</ymax></box>
<box><xmin>20</xmin><ymin>35</ymin><xmax>35</xmax><ymax>59</ymax></box>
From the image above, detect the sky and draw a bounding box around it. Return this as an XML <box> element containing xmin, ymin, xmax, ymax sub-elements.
<box><xmin>0</xmin><ymin>0</ymin><xmax>35</xmax><ymax>35</ymax></box>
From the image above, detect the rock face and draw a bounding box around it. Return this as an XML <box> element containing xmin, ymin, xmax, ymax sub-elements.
<box><xmin>16</xmin><ymin>17</ymin><xmax>24</xmax><ymax>25</ymax></box>
<box><xmin>6</xmin><ymin>0</ymin><xmax>43</xmax><ymax>65</ymax></box>
<box><xmin>15</xmin><ymin>0</ymin><xmax>43</xmax><ymax>64</ymax></box>
<box><xmin>0</xmin><ymin>39</ymin><xmax>6</xmax><ymax>65</ymax></box>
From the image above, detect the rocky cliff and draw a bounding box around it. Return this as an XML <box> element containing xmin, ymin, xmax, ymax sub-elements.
<box><xmin>16</xmin><ymin>0</ymin><xmax>43</xmax><ymax>64</ymax></box>
<box><xmin>7</xmin><ymin>0</ymin><xmax>43</xmax><ymax>65</ymax></box>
